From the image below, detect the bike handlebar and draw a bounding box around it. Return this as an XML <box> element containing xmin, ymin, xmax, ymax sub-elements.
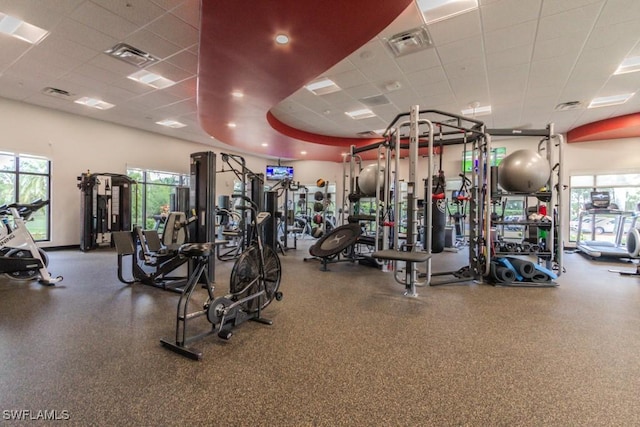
<box><xmin>0</xmin><ymin>199</ymin><xmax>49</xmax><ymax>217</ymax></box>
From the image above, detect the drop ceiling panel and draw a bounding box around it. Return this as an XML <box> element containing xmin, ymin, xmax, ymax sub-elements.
<box><xmin>487</xmin><ymin>45</ymin><xmax>533</xmax><ymax>70</ymax></box>
<box><xmin>53</xmin><ymin>18</ymin><xmax>119</xmax><ymax>51</ymax></box>
<box><xmin>145</xmin><ymin>12</ymin><xmax>198</xmax><ymax>48</ymax></box>
<box><xmin>540</xmin><ymin>0</ymin><xmax>604</xmax><ymax>17</ymax></box>
<box><xmin>343</xmin><ymin>83</ymin><xmax>382</xmax><ymax>100</ymax></box>
<box><xmin>96</xmin><ymin>0</ymin><xmax>165</xmax><ymax>26</ymax></box>
<box><xmin>394</xmin><ymin>48</ymin><xmax>441</xmax><ymax>74</ymax></box>
<box><xmin>89</xmin><ymin>52</ymin><xmax>139</xmax><ymax>76</ymax></box>
<box><xmin>0</xmin><ymin>39</ymin><xmax>33</xmax><ymax>70</ymax></box>
<box><xmin>536</xmin><ymin>3</ymin><xmax>601</xmax><ymax>41</ymax></box>
<box><xmin>69</xmin><ymin>1</ymin><xmax>138</xmax><ymax>39</ymax></box>
<box><xmin>146</xmin><ymin>61</ymin><xmax>194</xmax><ymax>83</ymax></box>
<box><xmin>162</xmin><ymin>77</ymin><xmax>197</xmax><ymax>99</ymax></box>
<box><xmin>73</xmin><ymin>62</ymin><xmax>121</xmax><ymax>85</ymax></box>
<box><xmin>37</xmin><ymin>34</ymin><xmax>98</xmax><ymax>63</ymax></box>
<box><xmin>442</xmin><ymin>57</ymin><xmax>486</xmax><ymax>80</ymax></box>
<box><xmin>428</xmin><ymin>9</ymin><xmax>481</xmax><ymax>45</ymax></box>
<box><xmin>436</xmin><ymin>36</ymin><xmax>484</xmax><ymax>65</ymax></box>
<box><xmin>166</xmin><ymin>50</ymin><xmax>198</xmax><ymax>74</ymax></box>
<box><xmin>329</xmin><ymin>69</ymin><xmax>370</xmax><ymax>90</ymax></box>
<box><xmin>171</xmin><ymin>0</ymin><xmax>201</xmax><ymax>27</ymax></box>
<box><xmin>123</xmin><ymin>29</ymin><xmax>182</xmax><ymax>59</ymax></box>
<box><xmin>597</xmin><ymin>0</ymin><xmax>640</xmax><ymax>25</ymax></box>
<box><xmin>0</xmin><ymin>0</ymin><xmax>69</xmax><ymax>30</ymax></box>
<box><xmin>153</xmin><ymin>97</ymin><xmax>197</xmax><ymax>117</ymax></box>
<box><xmin>405</xmin><ymin>66</ymin><xmax>448</xmax><ymax>88</ymax></box>
<box><xmin>483</xmin><ymin>20</ymin><xmax>537</xmax><ymax>54</ymax></box>
<box><xmin>480</xmin><ymin>0</ymin><xmax>542</xmax><ymax>32</ymax></box>
<box><xmin>531</xmin><ymin>34</ymin><xmax>585</xmax><ymax>62</ymax></box>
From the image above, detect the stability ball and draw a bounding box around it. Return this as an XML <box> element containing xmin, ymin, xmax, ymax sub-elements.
<box><xmin>358</xmin><ymin>164</ymin><xmax>384</xmax><ymax>197</ymax></box>
<box><xmin>497</xmin><ymin>149</ymin><xmax>550</xmax><ymax>192</ymax></box>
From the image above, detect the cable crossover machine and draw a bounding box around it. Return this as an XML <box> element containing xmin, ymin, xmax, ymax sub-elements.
<box><xmin>341</xmin><ymin>105</ymin><xmax>565</xmax><ymax>295</ymax></box>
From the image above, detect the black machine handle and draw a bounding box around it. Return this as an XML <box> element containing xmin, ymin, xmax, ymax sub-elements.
<box><xmin>231</xmin><ymin>194</ymin><xmax>259</xmax><ymax>212</ymax></box>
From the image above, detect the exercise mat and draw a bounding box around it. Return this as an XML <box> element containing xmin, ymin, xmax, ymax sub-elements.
<box><xmin>505</xmin><ymin>257</ymin><xmax>536</xmax><ymax>279</ymax></box>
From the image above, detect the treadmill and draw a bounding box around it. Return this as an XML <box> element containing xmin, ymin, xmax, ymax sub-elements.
<box><xmin>576</xmin><ymin>192</ymin><xmax>637</xmax><ymax>259</ymax></box>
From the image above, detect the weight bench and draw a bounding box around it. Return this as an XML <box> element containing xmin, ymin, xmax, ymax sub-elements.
<box><xmin>372</xmin><ymin>249</ymin><xmax>431</xmax><ymax>297</ymax></box>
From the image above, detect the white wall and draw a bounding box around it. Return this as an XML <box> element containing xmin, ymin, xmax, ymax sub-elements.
<box><xmin>0</xmin><ymin>98</ymin><xmax>339</xmax><ymax>247</ymax></box>
<box><xmin>3</xmin><ymin>95</ymin><xmax>639</xmax><ymax>248</ymax></box>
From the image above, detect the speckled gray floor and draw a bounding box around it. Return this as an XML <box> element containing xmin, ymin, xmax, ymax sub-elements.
<box><xmin>1</xmin><ymin>241</ymin><xmax>639</xmax><ymax>426</ymax></box>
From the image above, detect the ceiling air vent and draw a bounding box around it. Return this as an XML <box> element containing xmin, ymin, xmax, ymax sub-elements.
<box><xmin>385</xmin><ymin>26</ymin><xmax>433</xmax><ymax>58</ymax></box>
<box><xmin>41</xmin><ymin>87</ymin><xmax>73</xmax><ymax>99</ymax></box>
<box><xmin>105</xmin><ymin>43</ymin><xmax>159</xmax><ymax>68</ymax></box>
<box><xmin>359</xmin><ymin>94</ymin><xmax>390</xmax><ymax>107</ymax></box>
<box><xmin>357</xmin><ymin>131</ymin><xmax>378</xmax><ymax>137</ymax></box>
<box><xmin>555</xmin><ymin>101</ymin><xmax>582</xmax><ymax>111</ymax></box>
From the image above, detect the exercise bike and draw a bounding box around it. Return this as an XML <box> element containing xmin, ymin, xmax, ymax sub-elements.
<box><xmin>161</xmin><ymin>195</ymin><xmax>283</xmax><ymax>360</ymax></box>
<box><xmin>0</xmin><ymin>199</ymin><xmax>62</xmax><ymax>285</ymax></box>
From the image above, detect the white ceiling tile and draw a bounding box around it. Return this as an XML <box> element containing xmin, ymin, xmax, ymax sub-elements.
<box><xmin>540</xmin><ymin>0</ymin><xmax>604</xmax><ymax>17</ymax></box>
<box><xmin>89</xmin><ymin>53</ymin><xmax>138</xmax><ymax>76</ymax></box>
<box><xmin>584</xmin><ymin>18</ymin><xmax>640</xmax><ymax>53</ymax></box>
<box><xmin>53</xmin><ymin>18</ymin><xmax>119</xmax><ymax>51</ymax></box>
<box><xmin>72</xmin><ymin>62</ymin><xmax>121</xmax><ymax>85</ymax></box>
<box><xmin>96</xmin><ymin>0</ymin><xmax>165</xmax><ymax>26</ymax></box>
<box><xmin>405</xmin><ymin>66</ymin><xmax>448</xmax><ymax>88</ymax></box>
<box><xmin>480</xmin><ymin>0</ymin><xmax>542</xmax><ymax>32</ymax></box>
<box><xmin>145</xmin><ymin>11</ymin><xmax>198</xmax><ymax>48</ymax></box>
<box><xmin>395</xmin><ymin>48</ymin><xmax>441</xmax><ymax>74</ymax></box>
<box><xmin>328</xmin><ymin>69</ymin><xmax>368</xmax><ymax>90</ymax></box>
<box><xmin>163</xmin><ymin>77</ymin><xmax>197</xmax><ymax>99</ymax></box>
<box><xmin>146</xmin><ymin>61</ymin><xmax>193</xmax><ymax>83</ymax></box>
<box><xmin>484</xmin><ymin>20</ymin><xmax>537</xmax><ymax>54</ymax></box>
<box><xmin>428</xmin><ymin>9</ymin><xmax>481</xmax><ymax>45</ymax></box>
<box><xmin>343</xmin><ymin>83</ymin><xmax>382</xmax><ymax>100</ymax></box>
<box><xmin>436</xmin><ymin>37</ymin><xmax>484</xmax><ymax>65</ymax></box>
<box><xmin>536</xmin><ymin>3</ymin><xmax>601</xmax><ymax>41</ymax></box>
<box><xmin>124</xmin><ymin>29</ymin><xmax>182</xmax><ymax>60</ymax></box>
<box><xmin>149</xmin><ymin>0</ymin><xmax>185</xmax><ymax>11</ymax></box>
<box><xmin>596</xmin><ymin>0</ymin><xmax>640</xmax><ymax>25</ymax></box>
<box><xmin>0</xmin><ymin>38</ymin><xmax>33</xmax><ymax>70</ymax></box>
<box><xmin>487</xmin><ymin>45</ymin><xmax>533</xmax><ymax>70</ymax></box>
<box><xmin>171</xmin><ymin>0</ymin><xmax>200</xmax><ymax>27</ymax></box>
<box><xmin>70</xmin><ymin>1</ymin><xmax>138</xmax><ymax>39</ymax></box>
<box><xmin>532</xmin><ymin>34</ymin><xmax>584</xmax><ymax>62</ymax></box>
<box><xmin>166</xmin><ymin>49</ymin><xmax>198</xmax><ymax>74</ymax></box>
<box><xmin>442</xmin><ymin>57</ymin><xmax>486</xmax><ymax>80</ymax></box>
<box><xmin>37</xmin><ymin>33</ymin><xmax>99</xmax><ymax>63</ymax></box>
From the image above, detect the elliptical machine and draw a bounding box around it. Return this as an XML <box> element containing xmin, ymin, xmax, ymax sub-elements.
<box><xmin>0</xmin><ymin>200</ymin><xmax>62</xmax><ymax>285</ymax></box>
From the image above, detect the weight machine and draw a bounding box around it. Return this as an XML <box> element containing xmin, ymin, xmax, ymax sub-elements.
<box><xmin>77</xmin><ymin>172</ymin><xmax>134</xmax><ymax>252</ymax></box>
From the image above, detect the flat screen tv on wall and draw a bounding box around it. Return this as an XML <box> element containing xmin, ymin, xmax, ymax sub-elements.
<box><xmin>266</xmin><ymin>165</ymin><xmax>294</xmax><ymax>181</ymax></box>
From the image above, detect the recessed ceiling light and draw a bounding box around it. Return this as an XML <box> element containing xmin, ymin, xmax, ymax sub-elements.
<box><xmin>300</xmin><ymin>151</ymin><xmax>307</xmax><ymax>155</ymax></box>
<box><xmin>614</xmin><ymin>56</ymin><xmax>640</xmax><ymax>75</ymax></box>
<box><xmin>415</xmin><ymin>0</ymin><xmax>479</xmax><ymax>24</ymax></box>
<box><xmin>261</xmin><ymin>143</ymin><xmax>268</xmax><ymax>147</ymax></box>
<box><xmin>74</xmin><ymin>97</ymin><xmax>114</xmax><ymax>110</ymax></box>
<box><xmin>461</xmin><ymin>105</ymin><xmax>491</xmax><ymax>117</ymax></box>
<box><xmin>156</xmin><ymin>119</ymin><xmax>186</xmax><ymax>128</ymax></box>
<box><xmin>345</xmin><ymin>108</ymin><xmax>376</xmax><ymax>120</ymax></box>
<box><xmin>588</xmin><ymin>93</ymin><xmax>635</xmax><ymax>108</ymax></box>
<box><xmin>231</xmin><ymin>90</ymin><xmax>244</xmax><ymax>98</ymax></box>
<box><xmin>0</xmin><ymin>13</ymin><xmax>49</xmax><ymax>44</ymax></box>
<box><xmin>227</xmin><ymin>122</ymin><xmax>237</xmax><ymax>128</ymax></box>
<box><xmin>275</xmin><ymin>33</ymin><xmax>289</xmax><ymax>45</ymax></box>
<box><xmin>127</xmin><ymin>70</ymin><xmax>175</xmax><ymax>89</ymax></box>
<box><xmin>305</xmin><ymin>78</ymin><xmax>341</xmax><ymax>95</ymax></box>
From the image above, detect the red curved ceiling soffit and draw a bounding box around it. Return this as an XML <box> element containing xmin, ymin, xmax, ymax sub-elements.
<box><xmin>197</xmin><ymin>0</ymin><xmax>414</xmax><ymax>162</ymax></box>
<box><xmin>567</xmin><ymin>113</ymin><xmax>640</xmax><ymax>143</ymax></box>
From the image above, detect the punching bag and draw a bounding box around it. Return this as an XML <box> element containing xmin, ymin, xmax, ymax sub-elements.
<box><xmin>431</xmin><ymin>198</ymin><xmax>446</xmax><ymax>253</ymax></box>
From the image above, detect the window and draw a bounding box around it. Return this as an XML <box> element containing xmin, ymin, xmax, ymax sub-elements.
<box><xmin>0</xmin><ymin>152</ymin><xmax>51</xmax><ymax>240</ymax></box>
<box><xmin>127</xmin><ymin>168</ymin><xmax>189</xmax><ymax>230</ymax></box>
<box><xmin>569</xmin><ymin>173</ymin><xmax>640</xmax><ymax>242</ymax></box>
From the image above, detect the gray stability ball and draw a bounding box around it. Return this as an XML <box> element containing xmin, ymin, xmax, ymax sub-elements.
<box><xmin>497</xmin><ymin>149</ymin><xmax>550</xmax><ymax>192</ymax></box>
<box><xmin>358</xmin><ymin>164</ymin><xmax>384</xmax><ymax>197</ymax></box>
